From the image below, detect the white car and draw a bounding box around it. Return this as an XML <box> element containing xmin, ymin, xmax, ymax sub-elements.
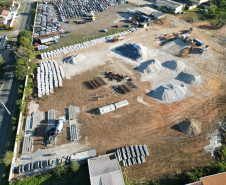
<box><xmin>6</xmin><ymin>44</ymin><xmax>10</xmax><ymax>49</ymax></box>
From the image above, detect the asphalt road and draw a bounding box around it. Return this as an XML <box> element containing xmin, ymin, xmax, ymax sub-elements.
<box><xmin>0</xmin><ymin>0</ymin><xmax>33</xmax><ymax>182</ymax></box>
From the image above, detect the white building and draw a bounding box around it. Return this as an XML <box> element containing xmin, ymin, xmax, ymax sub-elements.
<box><xmin>0</xmin><ymin>36</ymin><xmax>7</xmax><ymax>50</ymax></box>
<box><xmin>156</xmin><ymin>0</ymin><xmax>184</xmax><ymax>13</ymax></box>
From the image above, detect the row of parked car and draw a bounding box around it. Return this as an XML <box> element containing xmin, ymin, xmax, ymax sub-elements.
<box><xmin>34</xmin><ymin>3</ymin><xmax>64</xmax><ymax>38</ymax></box>
<box><xmin>55</xmin><ymin>0</ymin><xmax>126</xmax><ymax>21</ymax></box>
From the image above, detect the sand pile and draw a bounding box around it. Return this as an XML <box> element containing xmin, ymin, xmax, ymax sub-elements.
<box><xmin>178</xmin><ymin>118</ymin><xmax>201</xmax><ymax>136</ymax></box>
<box><xmin>176</xmin><ymin>71</ymin><xmax>202</xmax><ymax>85</ymax></box>
<box><xmin>149</xmin><ymin>83</ymin><xmax>187</xmax><ymax>102</ymax></box>
<box><xmin>137</xmin><ymin>59</ymin><xmax>162</xmax><ymax>74</ymax></box>
<box><xmin>115</xmin><ymin>43</ymin><xmax>148</xmax><ymax>61</ymax></box>
<box><xmin>64</xmin><ymin>54</ymin><xmax>85</xmax><ymax>65</ymax></box>
<box><xmin>162</xmin><ymin>60</ymin><xmax>185</xmax><ymax>72</ymax></box>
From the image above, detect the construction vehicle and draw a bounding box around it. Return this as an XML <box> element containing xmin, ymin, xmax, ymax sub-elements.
<box><xmin>113</xmin><ymin>34</ymin><xmax>125</xmax><ymax>42</ymax></box>
<box><xmin>200</xmin><ymin>45</ymin><xmax>209</xmax><ymax>53</ymax></box>
<box><xmin>56</xmin><ymin>116</ymin><xmax>66</xmax><ymax>134</ymax></box>
<box><xmin>189</xmin><ymin>27</ymin><xmax>194</xmax><ymax>32</ymax></box>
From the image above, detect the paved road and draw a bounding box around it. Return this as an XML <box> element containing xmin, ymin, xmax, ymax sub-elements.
<box><xmin>0</xmin><ymin>0</ymin><xmax>33</xmax><ymax>182</ymax></box>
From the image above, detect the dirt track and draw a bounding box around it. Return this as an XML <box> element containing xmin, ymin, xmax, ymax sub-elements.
<box><xmin>33</xmin><ymin>14</ymin><xmax>226</xmax><ymax>182</ymax></box>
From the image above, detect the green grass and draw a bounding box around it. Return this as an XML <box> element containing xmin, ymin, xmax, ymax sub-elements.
<box><xmin>178</xmin><ymin>10</ymin><xmax>207</xmax><ymax>23</ymax></box>
<box><xmin>18</xmin><ymin>3</ymin><xmax>24</xmax><ymax>14</ymax></box>
<box><xmin>35</xmin><ymin>27</ymin><xmax>129</xmax><ymax>55</ymax></box>
<box><xmin>0</xmin><ymin>30</ymin><xmax>11</xmax><ymax>33</ymax></box>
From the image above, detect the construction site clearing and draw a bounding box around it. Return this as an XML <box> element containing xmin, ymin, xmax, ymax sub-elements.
<box><xmin>13</xmin><ymin>13</ymin><xmax>226</xmax><ymax>183</ymax></box>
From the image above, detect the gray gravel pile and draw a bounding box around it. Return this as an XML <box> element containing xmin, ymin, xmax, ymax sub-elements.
<box><xmin>175</xmin><ymin>71</ymin><xmax>202</xmax><ymax>85</ymax></box>
<box><xmin>149</xmin><ymin>83</ymin><xmax>187</xmax><ymax>102</ymax></box>
<box><xmin>162</xmin><ymin>60</ymin><xmax>185</xmax><ymax>72</ymax></box>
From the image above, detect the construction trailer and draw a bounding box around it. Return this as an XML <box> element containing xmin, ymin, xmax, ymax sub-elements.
<box><xmin>98</xmin><ymin>100</ymin><xmax>129</xmax><ymax>115</ymax></box>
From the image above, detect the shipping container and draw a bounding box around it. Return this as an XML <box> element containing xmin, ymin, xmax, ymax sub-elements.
<box><xmin>193</xmin><ymin>39</ymin><xmax>204</xmax><ymax>46</ymax></box>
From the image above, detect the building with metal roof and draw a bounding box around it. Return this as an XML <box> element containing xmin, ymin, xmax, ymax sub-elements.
<box><xmin>137</xmin><ymin>7</ymin><xmax>166</xmax><ymax>19</ymax></box>
<box><xmin>40</xmin><ymin>37</ymin><xmax>53</xmax><ymax>44</ymax></box>
<box><xmin>186</xmin><ymin>172</ymin><xmax>226</xmax><ymax>185</ymax></box>
<box><xmin>71</xmin><ymin>149</ymin><xmax>96</xmax><ymax>162</ymax></box>
<box><xmin>98</xmin><ymin>104</ymin><xmax>115</xmax><ymax>115</ymax></box>
<box><xmin>114</xmin><ymin>100</ymin><xmax>129</xmax><ymax>109</ymax></box>
<box><xmin>88</xmin><ymin>153</ymin><xmax>125</xmax><ymax>185</ymax></box>
<box><xmin>156</xmin><ymin>0</ymin><xmax>184</xmax><ymax>13</ymax></box>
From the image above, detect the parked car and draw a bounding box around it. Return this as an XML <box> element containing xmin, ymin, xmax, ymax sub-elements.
<box><xmin>65</xmin><ymin>31</ymin><xmax>70</xmax><ymax>34</ymax></box>
<box><xmin>6</xmin><ymin>44</ymin><xmax>10</xmax><ymax>49</ymax></box>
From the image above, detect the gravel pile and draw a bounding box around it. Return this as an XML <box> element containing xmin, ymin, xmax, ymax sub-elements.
<box><xmin>64</xmin><ymin>54</ymin><xmax>85</xmax><ymax>65</ymax></box>
<box><xmin>137</xmin><ymin>59</ymin><xmax>162</xmax><ymax>74</ymax></box>
<box><xmin>115</xmin><ymin>43</ymin><xmax>148</xmax><ymax>61</ymax></box>
<box><xmin>176</xmin><ymin>71</ymin><xmax>202</xmax><ymax>85</ymax></box>
<box><xmin>162</xmin><ymin>60</ymin><xmax>185</xmax><ymax>72</ymax></box>
<box><xmin>149</xmin><ymin>83</ymin><xmax>187</xmax><ymax>102</ymax></box>
<box><xmin>178</xmin><ymin>118</ymin><xmax>201</xmax><ymax>136</ymax></box>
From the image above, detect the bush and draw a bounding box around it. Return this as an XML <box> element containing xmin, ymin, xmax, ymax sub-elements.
<box><xmin>0</xmin><ymin>3</ymin><xmax>5</xmax><ymax>7</ymax></box>
<box><xmin>70</xmin><ymin>161</ymin><xmax>80</xmax><ymax>172</ymax></box>
<box><xmin>54</xmin><ymin>164</ymin><xmax>66</xmax><ymax>176</ymax></box>
<box><xmin>2</xmin><ymin>151</ymin><xmax>14</xmax><ymax>166</ymax></box>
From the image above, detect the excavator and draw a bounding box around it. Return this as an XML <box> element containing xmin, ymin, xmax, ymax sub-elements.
<box><xmin>113</xmin><ymin>34</ymin><xmax>125</xmax><ymax>42</ymax></box>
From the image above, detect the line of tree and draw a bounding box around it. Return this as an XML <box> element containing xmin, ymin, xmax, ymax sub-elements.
<box><xmin>207</xmin><ymin>0</ymin><xmax>226</xmax><ymax>26</ymax></box>
<box><xmin>14</xmin><ymin>30</ymin><xmax>34</xmax><ymax>80</ymax></box>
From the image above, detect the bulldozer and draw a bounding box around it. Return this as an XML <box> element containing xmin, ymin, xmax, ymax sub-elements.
<box><xmin>189</xmin><ymin>27</ymin><xmax>194</xmax><ymax>32</ymax></box>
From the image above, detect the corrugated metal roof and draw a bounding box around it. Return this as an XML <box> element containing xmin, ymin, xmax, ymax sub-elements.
<box><xmin>88</xmin><ymin>153</ymin><xmax>125</xmax><ymax>185</ymax></box>
<box><xmin>71</xmin><ymin>149</ymin><xmax>96</xmax><ymax>161</ymax></box>
<box><xmin>137</xmin><ymin>7</ymin><xmax>158</xmax><ymax>15</ymax></box>
<box><xmin>40</xmin><ymin>37</ymin><xmax>53</xmax><ymax>44</ymax></box>
<box><xmin>98</xmin><ymin>104</ymin><xmax>115</xmax><ymax>115</ymax></box>
<box><xmin>114</xmin><ymin>100</ymin><xmax>129</xmax><ymax>109</ymax></box>
<box><xmin>156</xmin><ymin>0</ymin><xmax>183</xmax><ymax>8</ymax></box>
<box><xmin>200</xmin><ymin>172</ymin><xmax>226</xmax><ymax>185</ymax></box>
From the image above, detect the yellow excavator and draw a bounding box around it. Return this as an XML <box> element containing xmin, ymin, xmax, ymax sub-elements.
<box><xmin>113</xmin><ymin>34</ymin><xmax>125</xmax><ymax>42</ymax></box>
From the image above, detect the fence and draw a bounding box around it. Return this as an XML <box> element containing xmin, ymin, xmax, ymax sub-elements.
<box><xmin>8</xmin><ymin>70</ymin><xmax>29</xmax><ymax>182</ymax></box>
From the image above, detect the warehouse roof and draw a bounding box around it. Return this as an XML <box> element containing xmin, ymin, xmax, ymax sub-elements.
<box><xmin>88</xmin><ymin>153</ymin><xmax>125</xmax><ymax>185</ymax></box>
<box><xmin>71</xmin><ymin>149</ymin><xmax>96</xmax><ymax>161</ymax></box>
<box><xmin>200</xmin><ymin>172</ymin><xmax>226</xmax><ymax>185</ymax></box>
<box><xmin>114</xmin><ymin>100</ymin><xmax>129</xmax><ymax>109</ymax></box>
<box><xmin>156</xmin><ymin>0</ymin><xmax>183</xmax><ymax>9</ymax></box>
<box><xmin>40</xmin><ymin>37</ymin><xmax>53</xmax><ymax>44</ymax></box>
<box><xmin>98</xmin><ymin>104</ymin><xmax>115</xmax><ymax>115</ymax></box>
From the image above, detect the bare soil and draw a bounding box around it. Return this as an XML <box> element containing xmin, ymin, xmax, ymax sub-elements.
<box><xmin>30</xmin><ymin>12</ymin><xmax>226</xmax><ymax>182</ymax></box>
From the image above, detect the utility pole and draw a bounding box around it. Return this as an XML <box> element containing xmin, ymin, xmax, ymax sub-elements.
<box><xmin>0</xmin><ymin>100</ymin><xmax>12</xmax><ymax>116</ymax></box>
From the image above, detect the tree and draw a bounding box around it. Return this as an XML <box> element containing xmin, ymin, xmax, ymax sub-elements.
<box><xmin>14</xmin><ymin>46</ymin><xmax>33</xmax><ymax>59</ymax></box>
<box><xmin>31</xmin><ymin>9</ymin><xmax>36</xmax><ymax>14</ymax></box>
<box><xmin>8</xmin><ymin>4</ymin><xmax>12</xmax><ymax>8</ymax></box>
<box><xmin>54</xmin><ymin>164</ymin><xmax>66</xmax><ymax>176</ymax></box>
<box><xmin>0</xmin><ymin>3</ymin><xmax>5</xmax><ymax>7</ymax></box>
<box><xmin>2</xmin><ymin>151</ymin><xmax>13</xmax><ymax>166</ymax></box>
<box><xmin>14</xmin><ymin>64</ymin><xmax>28</xmax><ymax>80</ymax></box>
<box><xmin>70</xmin><ymin>161</ymin><xmax>80</xmax><ymax>172</ymax></box>
<box><xmin>18</xmin><ymin>30</ymin><xmax>32</xmax><ymax>42</ymax></box>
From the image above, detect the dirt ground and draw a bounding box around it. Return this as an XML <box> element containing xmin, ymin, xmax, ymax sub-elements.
<box><xmin>30</xmin><ymin>13</ymin><xmax>226</xmax><ymax>183</ymax></box>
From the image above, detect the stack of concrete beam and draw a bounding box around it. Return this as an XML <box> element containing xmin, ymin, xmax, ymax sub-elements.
<box><xmin>69</xmin><ymin>120</ymin><xmax>77</xmax><ymax>141</ymax></box>
<box><xmin>47</xmin><ymin>109</ymin><xmax>55</xmax><ymax>129</ymax></box>
<box><xmin>116</xmin><ymin>144</ymin><xmax>149</xmax><ymax>167</ymax></box>
<box><xmin>25</xmin><ymin>116</ymin><xmax>34</xmax><ymax>132</ymax></box>
<box><xmin>22</xmin><ymin>136</ymin><xmax>34</xmax><ymax>154</ymax></box>
<box><xmin>40</xmin><ymin>28</ymin><xmax>139</xmax><ymax>59</ymax></box>
<box><xmin>37</xmin><ymin>60</ymin><xmax>65</xmax><ymax>97</ymax></box>
<box><xmin>68</xmin><ymin>105</ymin><xmax>78</xmax><ymax>141</ymax></box>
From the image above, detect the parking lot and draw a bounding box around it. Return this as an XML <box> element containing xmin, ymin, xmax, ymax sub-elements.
<box><xmin>35</xmin><ymin>2</ymin><xmax>138</xmax><ymax>52</ymax></box>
